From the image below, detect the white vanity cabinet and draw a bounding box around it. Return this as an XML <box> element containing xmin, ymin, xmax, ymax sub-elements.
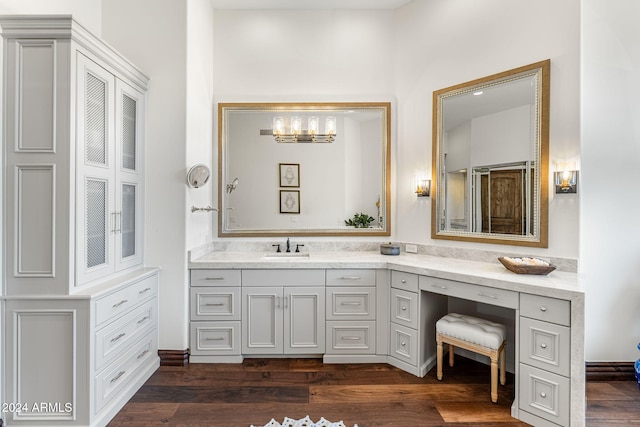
<box><xmin>388</xmin><ymin>272</ymin><xmax>447</xmax><ymax>376</ymax></box>
<box><xmin>325</xmin><ymin>269</ymin><xmax>378</xmax><ymax>357</ymax></box>
<box><xmin>1</xmin><ymin>16</ymin><xmax>156</xmax><ymax>427</ymax></box>
<box><xmin>517</xmin><ymin>293</ymin><xmax>572</xmax><ymax>426</ymax></box>
<box><xmin>241</xmin><ymin>270</ymin><xmax>325</xmax><ymax>355</ymax></box>
<box><xmin>189</xmin><ymin>270</ymin><xmax>242</xmax><ymax>361</ymax></box>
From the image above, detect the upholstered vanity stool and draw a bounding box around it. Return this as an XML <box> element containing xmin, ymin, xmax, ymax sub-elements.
<box><xmin>436</xmin><ymin>313</ymin><xmax>507</xmax><ymax>403</ymax></box>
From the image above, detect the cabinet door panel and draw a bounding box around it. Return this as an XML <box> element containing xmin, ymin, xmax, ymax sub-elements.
<box><xmin>76</xmin><ymin>54</ymin><xmax>116</xmax><ymax>286</ymax></box>
<box><xmin>285</xmin><ymin>287</ymin><xmax>325</xmax><ymax>354</ymax></box>
<box><xmin>242</xmin><ymin>287</ymin><xmax>282</xmax><ymax>354</ymax></box>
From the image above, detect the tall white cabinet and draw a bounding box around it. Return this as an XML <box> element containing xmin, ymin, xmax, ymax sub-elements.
<box><xmin>1</xmin><ymin>16</ymin><xmax>158</xmax><ymax>427</ymax></box>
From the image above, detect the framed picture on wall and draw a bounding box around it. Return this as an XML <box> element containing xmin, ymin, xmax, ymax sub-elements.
<box><xmin>279</xmin><ymin>163</ymin><xmax>300</xmax><ymax>187</ymax></box>
<box><xmin>280</xmin><ymin>190</ymin><xmax>300</xmax><ymax>214</ymax></box>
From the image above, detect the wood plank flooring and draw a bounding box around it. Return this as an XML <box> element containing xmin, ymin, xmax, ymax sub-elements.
<box><xmin>108</xmin><ymin>358</ymin><xmax>639</xmax><ymax>427</ymax></box>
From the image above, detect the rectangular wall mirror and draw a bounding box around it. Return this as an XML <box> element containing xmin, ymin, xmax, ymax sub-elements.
<box><xmin>218</xmin><ymin>102</ymin><xmax>391</xmax><ymax>237</ymax></box>
<box><xmin>432</xmin><ymin>60</ymin><xmax>550</xmax><ymax>247</ymax></box>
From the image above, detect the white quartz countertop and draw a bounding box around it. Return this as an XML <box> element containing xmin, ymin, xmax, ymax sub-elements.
<box><xmin>189</xmin><ymin>251</ymin><xmax>582</xmax><ymax>300</ymax></box>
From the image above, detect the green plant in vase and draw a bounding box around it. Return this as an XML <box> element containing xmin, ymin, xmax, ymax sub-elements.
<box><xmin>345</xmin><ymin>213</ymin><xmax>375</xmax><ymax>228</ymax></box>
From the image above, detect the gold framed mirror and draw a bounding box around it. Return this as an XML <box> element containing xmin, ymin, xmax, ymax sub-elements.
<box><xmin>218</xmin><ymin>102</ymin><xmax>391</xmax><ymax>237</ymax></box>
<box><xmin>431</xmin><ymin>60</ymin><xmax>550</xmax><ymax>247</ymax></box>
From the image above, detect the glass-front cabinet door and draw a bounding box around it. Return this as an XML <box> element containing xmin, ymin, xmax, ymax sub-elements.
<box><xmin>115</xmin><ymin>80</ymin><xmax>144</xmax><ymax>271</ymax></box>
<box><xmin>76</xmin><ymin>55</ymin><xmax>144</xmax><ymax>286</ymax></box>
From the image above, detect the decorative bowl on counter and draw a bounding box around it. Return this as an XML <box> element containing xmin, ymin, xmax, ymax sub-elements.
<box><xmin>380</xmin><ymin>243</ymin><xmax>400</xmax><ymax>256</ymax></box>
<box><xmin>498</xmin><ymin>257</ymin><xmax>556</xmax><ymax>275</ymax></box>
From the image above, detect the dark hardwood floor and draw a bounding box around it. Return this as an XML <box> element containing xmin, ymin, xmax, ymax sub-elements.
<box><xmin>108</xmin><ymin>358</ymin><xmax>639</xmax><ymax>427</ymax></box>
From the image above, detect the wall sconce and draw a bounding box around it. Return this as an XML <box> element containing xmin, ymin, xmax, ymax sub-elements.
<box><xmin>415</xmin><ymin>178</ymin><xmax>431</xmax><ymax>197</ymax></box>
<box><xmin>555</xmin><ymin>162</ymin><xmax>578</xmax><ymax>194</ymax></box>
<box><xmin>226</xmin><ymin>177</ymin><xmax>239</xmax><ymax>194</ymax></box>
<box><xmin>271</xmin><ymin>115</ymin><xmax>336</xmax><ymax>143</ymax></box>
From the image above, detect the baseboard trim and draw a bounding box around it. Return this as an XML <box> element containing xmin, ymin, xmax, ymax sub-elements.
<box><xmin>158</xmin><ymin>349</ymin><xmax>189</xmax><ymax>366</ymax></box>
<box><xmin>586</xmin><ymin>362</ymin><xmax>635</xmax><ymax>382</ymax></box>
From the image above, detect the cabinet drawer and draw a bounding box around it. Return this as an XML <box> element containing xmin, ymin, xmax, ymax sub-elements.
<box><xmin>326</xmin><ymin>321</ymin><xmax>376</xmax><ymax>354</ymax></box>
<box><xmin>390</xmin><ymin>322</ymin><xmax>418</xmax><ymax>366</ymax></box>
<box><xmin>326</xmin><ymin>269</ymin><xmax>376</xmax><ymax>286</ymax></box>
<box><xmin>520</xmin><ymin>317</ymin><xmax>570</xmax><ymax>377</ymax></box>
<box><xmin>520</xmin><ymin>294</ymin><xmax>570</xmax><ymax>326</ymax></box>
<box><xmin>326</xmin><ymin>287</ymin><xmax>376</xmax><ymax>320</ymax></box>
<box><xmin>95</xmin><ymin>330</ymin><xmax>157</xmax><ymax>413</ymax></box>
<box><xmin>390</xmin><ymin>288</ymin><xmax>418</xmax><ymax>329</ymax></box>
<box><xmin>391</xmin><ymin>271</ymin><xmax>418</xmax><ymax>292</ymax></box>
<box><xmin>242</xmin><ymin>269</ymin><xmax>324</xmax><ymax>286</ymax></box>
<box><xmin>95</xmin><ymin>299</ymin><xmax>156</xmax><ymax>371</ymax></box>
<box><xmin>190</xmin><ymin>287</ymin><xmax>241</xmax><ymax>321</ymax></box>
<box><xmin>419</xmin><ymin>276</ymin><xmax>519</xmax><ymax>309</ymax></box>
<box><xmin>190</xmin><ymin>321</ymin><xmax>241</xmax><ymax>355</ymax></box>
<box><xmin>95</xmin><ymin>274</ymin><xmax>158</xmax><ymax>326</ymax></box>
<box><xmin>191</xmin><ymin>269</ymin><xmax>241</xmax><ymax>286</ymax></box>
<box><xmin>519</xmin><ymin>363</ymin><xmax>570</xmax><ymax>426</ymax></box>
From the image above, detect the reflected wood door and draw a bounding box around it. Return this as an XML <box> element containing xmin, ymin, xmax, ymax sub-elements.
<box><xmin>481</xmin><ymin>170</ymin><xmax>524</xmax><ymax>235</ymax></box>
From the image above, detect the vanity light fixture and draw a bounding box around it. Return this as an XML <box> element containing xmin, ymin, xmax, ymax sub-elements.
<box><xmin>416</xmin><ymin>178</ymin><xmax>431</xmax><ymax>197</ymax></box>
<box><xmin>271</xmin><ymin>115</ymin><xmax>336</xmax><ymax>143</ymax></box>
<box><xmin>555</xmin><ymin>162</ymin><xmax>578</xmax><ymax>193</ymax></box>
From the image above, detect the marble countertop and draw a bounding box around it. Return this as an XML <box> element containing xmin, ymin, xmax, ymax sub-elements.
<box><xmin>189</xmin><ymin>250</ymin><xmax>582</xmax><ymax>300</ymax></box>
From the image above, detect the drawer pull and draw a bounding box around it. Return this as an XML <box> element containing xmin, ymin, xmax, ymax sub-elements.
<box><xmin>340</xmin><ymin>276</ymin><xmax>362</xmax><ymax>280</ymax></box>
<box><xmin>112</xmin><ymin>299</ymin><xmax>128</xmax><ymax>308</ymax></box>
<box><xmin>137</xmin><ymin>349</ymin><xmax>150</xmax><ymax>360</ymax></box>
<box><xmin>540</xmin><ymin>343</ymin><xmax>547</xmax><ymax>349</ymax></box>
<box><xmin>110</xmin><ymin>370</ymin><xmax>126</xmax><ymax>383</ymax></box>
<box><xmin>540</xmin><ymin>306</ymin><xmax>548</xmax><ymax>312</ymax></box>
<box><xmin>139</xmin><ymin>287</ymin><xmax>152</xmax><ymax>295</ymax></box>
<box><xmin>204</xmin><ymin>303</ymin><xmax>225</xmax><ymax>307</ymax></box>
<box><xmin>431</xmin><ymin>284</ymin><xmax>447</xmax><ymax>290</ymax></box>
<box><xmin>205</xmin><ymin>337</ymin><xmax>225</xmax><ymax>341</ymax></box>
<box><xmin>341</xmin><ymin>302</ymin><xmax>361</xmax><ymax>306</ymax></box>
<box><xmin>137</xmin><ymin>315</ymin><xmax>150</xmax><ymax>324</ymax></box>
<box><xmin>478</xmin><ymin>292</ymin><xmax>499</xmax><ymax>300</ymax></box>
<box><xmin>110</xmin><ymin>332</ymin><xmax>126</xmax><ymax>343</ymax></box>
<box><xmin>205</xmin><ymin>277</ymin><xmax>225</xmax><ymax>281</ymax></box>
<box><xmin>540</xmin><ymin>392</ymin><xmax>547</xmax><ymax>398</ymax></box>
<box><xmin>342</xmin><ymin>336</ymin><xmax>361</xmax><ymax>341</ymax></box>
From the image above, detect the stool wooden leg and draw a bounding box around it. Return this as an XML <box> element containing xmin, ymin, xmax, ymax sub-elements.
<box><xmin>436</xmin><ymin>334</ymin><xmax>443</xmax><ymax>381</ymax></box>
<box><xmin>490</xmin><ymin>351</ymin><xmax>498</xmax><ymax>403</ymax></box>
<box><xmin>499</xmin><ymin>347</ymin><xmax>506</xmax><ymax>386</ymax></box>
<box><xmin>448</xmin><ymin>344</ymin><xmax>455</xmax><ymax>367</ymax></box>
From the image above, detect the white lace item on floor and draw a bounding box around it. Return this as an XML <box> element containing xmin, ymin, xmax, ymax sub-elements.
<box><xmin>251</xmin><ymin>415</ymin><xmax>358</xmax><ymax>427</ymax></box>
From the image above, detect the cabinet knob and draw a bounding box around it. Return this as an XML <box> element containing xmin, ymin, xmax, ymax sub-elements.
<box><xmin>540</xmin><ymin>306</ymin><xmax>547</xmax><ymax>312</ymax></box>
<box><xmin>540</xmin><ymin>392</ymin><xmax>547</xmax><ymax>398</ymax></box>
<box><xmin>401</xmin><ymin>342</ymin><xmax>406</xmax><ymax>346</ymax></box>
<box><xmin>540</xmin><ymin>343</ymin><xmax>547</xmax><ymax>349</ymax></box>
<box><xmin>401</xmin><ymin>279</ymin><xmax>407</xmax><ymax>283</ymax></box>
<box><xmin>401</xmin><ymin>306</ymin><xmax>407</xmax><ymax>311</ymax></box>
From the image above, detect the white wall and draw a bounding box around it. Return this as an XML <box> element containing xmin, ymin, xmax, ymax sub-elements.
<box><xmin>394</xmin><ymin>0</ymin><xmax>581</xmax><ymax>259</ymax></box>
<box><xmin>101</xmin><ymin>0</ymin><xmax>190</xmax><ymax>351</ymax></box>
<box><xmin>581</xmin><ymin>0</ymin><xmax>640</xmax><ymax>361</ymax></box>
<box><xmin>185</xmin><ymin>0</ymin><xmax>215</xmax><ymax>248</ymax></box>
<box><xmin>0</xmin><ymin>0</ymin><xmax>101</xmax><ymax>34</ymax></box>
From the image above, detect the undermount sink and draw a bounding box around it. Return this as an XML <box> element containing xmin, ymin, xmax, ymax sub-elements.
<box><xmin>262</xmin><ymin>252</ymin><xmax>310</xmax><ymax>259</ymax></box>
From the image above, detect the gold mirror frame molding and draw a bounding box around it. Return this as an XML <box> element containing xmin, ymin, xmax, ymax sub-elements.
<box><xmin>218</xmin><ymin>102</ymin><xmax>392</xmax><ymax>237</ymax></box>
<box><xmin>431</xmin><ymin>60</ymin><xmax>550</xmax><ymax>247</ymax></box>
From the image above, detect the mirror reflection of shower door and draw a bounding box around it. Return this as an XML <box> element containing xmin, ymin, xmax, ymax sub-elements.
<box><xmin>480</xmin><ymin>169</ymin><xmax>525</xmax><ymax>235</ymax></box>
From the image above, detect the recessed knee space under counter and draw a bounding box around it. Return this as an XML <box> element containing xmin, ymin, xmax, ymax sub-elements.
<box><xmin>188</xmin><ymin>250</ymin><xmax>584</xmax><ymax>427</ymax></box>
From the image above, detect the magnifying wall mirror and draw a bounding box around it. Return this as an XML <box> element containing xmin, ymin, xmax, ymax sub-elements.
<box><xmin>218</xmin><ymin>102</ymin><xmax>391</xmax><ymax>237</ymax></box>
<box><xmin>431</xmin><ymin>60</ymin><xmax>550</xmax><ymax>247</ymax></box>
